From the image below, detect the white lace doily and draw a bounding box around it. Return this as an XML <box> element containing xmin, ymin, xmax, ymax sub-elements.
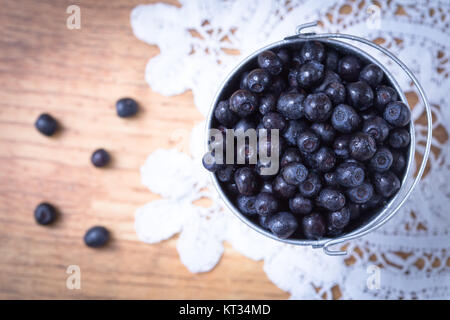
<box><xmin>131</xmin><ymin>0</ymin><xmax>450</xmax><ymax>299</ymax></box>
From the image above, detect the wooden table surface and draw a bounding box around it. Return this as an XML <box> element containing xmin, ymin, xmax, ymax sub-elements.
<box><xmin>0</xmin><ymin>0</ymin><xmax>290</xmax><ymax>299</ymax></box>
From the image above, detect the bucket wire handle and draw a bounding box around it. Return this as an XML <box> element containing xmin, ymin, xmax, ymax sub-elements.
<box><xmin>288</xmin><ymin>22</ymin><xmax>433</xmax><ymax>256</ymax></box>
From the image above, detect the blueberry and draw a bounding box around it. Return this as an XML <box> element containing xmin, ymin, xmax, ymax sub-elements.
<box><xmin>240</xmin><ymin>71</ymin><xmax>250</xmax><ymax>90</ymax></box>
<box><xmin>247</xmin><ymin>68</ymin><xmax>271</xmax><ymax>93</ymax></box>
<box><xmin>311</xmin><ymin>123</ymin><xmax>336</xmax><ymax>144</ymax></box>
<box><xmin>226</xmin><ymin>182</ymin><xmax>239</xmax><ymax>196</ymax></box>
<box><xmin>360</xmin><ymin>193</ymin><xmax>385</xmax><ymax>211</ymax></box>
<box><xmin>234</xmin><ymin>167</ymin><xmax>258</xmax><ymax>195</ymax></box>
<box><xmin>303</xmin><ymin>93</ymin><xmax>332</xmax><ymax>122</ymax></box>
<box><xmin>263</xmin><ymin>112</ymin><xmax>286</xmax><ymax>131</ymax></box>
<box><xmin>302</xmin><ymin>213</ymin><xmax>326</xmax><ymax>239</ymax></box>
<box><xmin>84</xmin><ymin>226</ymin><xmax>110</xmax><ymax>248</ymax></box>
<box><xmin>266</xmin><ymin>211</ymin><xmax>298</xmax><ymax>239</ymax></box>
<box><xmin>327</xmin><ymin>207</ymin><xmax>350</xmax><ymax>233</ymax></box>
<box><xmin>255</xmin><ymin>192</ymin><xmax>279</xmax><ymax>216</ymax></box>
<box><xmin>280</xmin><ymin>148</ymin><xmax>302</xmax><ymax>167</ymax></box>
<box><xmin>236</xmin><ymin>194</ymin><xmax>257</xmax><ymax>215</ymax></box>
<box><xmin>282</xmin><ymin>120</ymin><xmax>308</xmax><ymax>146</ymax></box>
<box><xmin>297</xmin><ymin>61</ymin><xmax>324</xmax><ymax>88</ymax></box>
<box><xmin>323</xmin><ymin>171</ymin><xmax>338</xmax><ymax>187</ymax></box>
<box><xmin>361</xmin><ymin>110</ymin><xmax>378</xmax><ymax>121</ymax></box>
<box><xmin>362</xmin><ymin>116</ymin><xmax>390</xmax><ymax>143</ymax></box>
<box><xmin>313</xmin><ymin>147</ymin><xmax>336</xmax><ymax>172</ymax></box>
<box><xmin>116</xmin><ymin>98</ymin><xmax>139</xmax><ymax>117</ymax></box>
<box><xmin>202</xmin><ymin>152</ymin><xmax>224</xmax><ymax>172</ymax></box>
<box><xmin>288</xmin><ymin>66</ymin><xmax>300</xmax><ymax>87</ymax></box>
<box><xmin>369</xmin><ymin>148</ymin><xmax>393</xmax><ymax>172</ymax></box>
<box><xmin>374</xmin><ymin>85</ymin><xmax>398</xmax><ymax>111</ymax></box>
<box><xmin>35</xmin><ymin>113</ymin><xmax>58</xmax><ymax>136</ymax></box>
<box><xmin>229</xmin><ymin>89</ymin><xmax>258</xmax><ymax>117</ymax></box>
<box><xmin>333</xmin><ymin>135</ymin><xmax>351</xmax><ymax>158</ymax></box>
<box><xmin>325</xmin><ymin>49</ymin><xmax>339</xmax><ymax>71</ymax></box>
<box><xmin>299</xmin><ymin>172</ymin><xmax>322</xmax><ymax>198</ymax></box>
<box><xmin>260</xmin><ymin>180</ymin><xmax>274</xmax><ymax>193</ymax></box>
<box><xmin>391</xmin><ymin>150</ymin><xmax>406</xmax><ymax>175</ymax></box>
<box><xmin>259</xmin><ymin>214</ymin><xmax>271</xmax><ymax>229</ymax></box>
<box><xmin>214</xmin><ymin>100</ymin><xmax>238</xmax><ymax>126</ymax></box>
<box><xmin>300</xmin><ymin>41</ymin><xmax>325</xmax><ymax>63</ymax></box>
<box><xmin>338</xmin><ymin>55</ymin><xmax>362</xmax><ymax>82</ymax></box>
<box><xmin>336</xmin><ymin>162</ymin><xmax>365</xmax><ymax>187</ymax></box>
<box><xmin>34</xmin><ymin>202</ymin><xmax>57</xmax><ymax>225</ymax></box>
<box><xmin>297</xmin><ymin>131</ymin><xmax>320</xmax><ymax>153</ymax></box>
<box><xmin>289</xmin><ymin>194</ymin><xmax>313</xmax><ymax>215</ymax></box>
<box><xmin>273</xmin><ymin>174</ymin><xmax>297</xmax><ymax>198</ymax></box>
<box><xmin>269</xmin><ymin>76</ymin><xmax>287</xmax><ymax>95</ymax></box>
<box><xmin>324</xmin><ymin>81</ymin><xmax>346</xmax><ymax>105</ymax></box>
<box><xmin>349</xmin><ymin>132</ymin><xmax>377</xmax><ymax>161</ymax></box>
<box><xmin>346</xmin><ymin>81</ymin><xmax>374</xmax><ymax>111</ymax></box>
<box><xmin>331</xmin><ymin>104</ymin><xmax>361</xmax><ymax>133</ymax></box>
<box><xmin>276</xmin><ymin>49</ymin><xmax>290</xmax><ymax>65</ymax></box>
<box><xmin>216</xmin><ymin>165</ymin><xmax>236</xmax><ymax>182</ymax></box>
<box><xmin>373</xmin><ymin>171</ymin><xmax>401</xmax><ymax>197</ymax></box>
<box><xmin>346</xmin><ymin>182</ymin><xmax>374</xmax><ymax>204</ymax></box>
<box><xmin>258</xmin><ymin>50</ymin><xmax>283</xmax><ymax>75</ymax></box>
<box><xmin>359</xmin><ymin>64</ymin><xmax>384</xmax><ymax>87</ymax></box>
<box><xmin>314</xmin><ymin>70</ymin><xmax>341</xmax><ymax>93</ymax></box>
<box><xmin>277</xmin><ymin>92</ymin><xmax>305</xmax><ymax>119</ymax></box>
<box><xmin>316</xmin><ymin>188</ymin><xmax>346</xmax><ymax>211</ymax></box>
<box><xmin>383</xmin><ymin>101</ymin><xmax>411</xmax><ymax>127</ymax></box>
<box><xmin>259</xmin><ymin>93</ymin><xmax>277</xmax><ymax>115</ymax></box>
<box><xmin>389</xmin><ymin>128</ymin><xmax>410</xmax><ymax>148</ymax></box>
<box><xmin>234</xmin><ymin>118</ymin><xmax>256</xmax><ymax>132</ymax></box>
<box><xmin>91</xmin><ymin>149</ymin><xmax>111</xmax><ymax>168</ymax></box>
<box><xmin>282</xmin><ymin>162</ymin><xmax>308</xmax><ymax>185</ymax></box>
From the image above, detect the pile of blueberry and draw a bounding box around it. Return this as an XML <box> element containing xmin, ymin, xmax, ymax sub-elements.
<box><xmin>203</xmin><ymin>41</ymin><xmax>411</xmax><ymax>240</ymax></box>
<box><xmin>33</xmin><ymin>97</ymin><xmax>139</xmax><ymax>247</ymax></box>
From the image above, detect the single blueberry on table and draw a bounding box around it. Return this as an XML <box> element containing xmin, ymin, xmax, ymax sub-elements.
<box><xmin>289</xmin><ymin>193</ymin><xmax>313</xmax><ymax>215</ymax></box>
<box><xmin>282</xmin><ymin>162</ymin><xmax>308</xmax><ymax>185</ymax></box>
<box><xmin>346</xmin><ymin>182</ymin><xmax>374</xmax><ymax>204</ymax></box>
<box><xmin>34</xmin><ymin>202</ymin><xmax>57</xmax><ymax>225</ymax></box>
<box><xmin>335</xmin><ymin>162</ymin><xmax>365</xmax><ymax>188</ymax></box>
<box><xmin>338</xmin><ymin>55</ymin><xmax>362</xmax><ymax>82</ymax></box>
<box><xmin>214</xmin><ymin>100</ymin><xmax>238</xmax><ymax>127</ymax></box>
<box><xmin>229</xmin><ymin>89</ymin><xmax>258</xmax><ymax>117</ymax></box>
<box><xmin>389</xmin><ymin>128</ymin><xmax>411</xmax><ymax>149</ymax></box>
<box><xmin>299</xmin><ymin>172</ymin><xmax>322</xmax><ymax>198</ymax></box>
<box><xmin>237</xmin><ymin>194</ymin><xmax>258</xmax><ymax>215</ymax></box>
<box><xmin>373</xmin><ymin>171</ymin><xmax>401</xmax><ymax>198</ymax></box>
<box><xmin>276</xmin><ymin>92</ymin><xmax>305</xmax><ymax>120</ymax></box>
<box><xmin>84</xmin><ymin>226</ymin><xmax>110</xmax><ymax>248</ymax></box>
<box><xmin>258</xmin><ymin>50</ymin><xmax>283</xmax><ymax>75</ymax></box>
<box><xmin>311</xmin><ymin>122</ymin><xmax>336</xmax><ymax>145</ymax></box>
<box><xmin>359</xmin><ymin>63</ymin><xmax>384</xmax><ymax>87</ymax></box>
<box><xmin>316</xmin><ymin>188</ymin><xmax>346</xmax><ymax>211</ymax></box>
<box><xmin>369</xmin><ymin>148</ymin><xmax>393</xmax><ymax>173</ymax></box>
<box><xmin>246</xmin><ymin>68</ymin><xmax>272</xmax><ymax>93</ymax></box>
<box><xmin>313</xmin><ymin>147</ymin><xmax>336</xmax><ymax>172</ymax></box>
<box><xmin>383</xmin><ymin>101</ymin><xmax>411</xmax><ymax>127</ymax></box>
<box><xmin>303</xmin><ymin>93</ymin><xmax>333</xmax><ymax>122</ymax></box>
<box><xmin>91</xmin><ymin>149</ymin><xmax>111</xmax><ymax>168</ymax></box>
<box><xmin>273</xmin><ymin>174</ymin><xmax>297</xmax><ymax>198</ymax></box>
<box><xmin>362</xmin><ymin>116</ymin><xmax>390</xmax><ymax>143</ymax></box>
<box><xmin>116</xmin><ymin>98</ymin><xmax>139</xmax><ymax>118</ymax></box>
<box><xmin>297</xmin><ymin>131</ymin><xmax>320</xmax><ymax>154</ymax></box>
<box><xmin>234</xmin><ymin>167</ymin><xmax>259</xmax><ymax>196</ymax></box>
<box><xmin>302</xmin><ymin>212</ymin><xmax>326</xmax><ymax>239</ymax></box>
<box><xmin>331</xmin><ymin>104</ymin><xmax>361</xmax><ymax>134</ymax></box>
<box><xmin>300</xmin><ymin>41</ymin><xmax>325</xmax><ymax>63</ymax></box>
<box><xmin>35</xmin><ymin>113</ymin><xmax>58</xmax><ymax>136</ymax></box>
<box><xmin>374</xmin><ymin>85</ymin><xmax>398</xmax><ymax>111</ymax></box>
<box><xmin>297</xmin><ymin>61</ymin><xmax>325</xmax><ymax>88</ymax></box>
<box><xmin>349</xmin><ymin>132</ymin><xmax>377</xmax><ymax>161</ymax></box>
<box><xmin>333</xmin><ymin>135</ymin><xmax>351</xmax><ymax>159</ymax></box>
<box><xmin>266</xmin><ymin>211</ymin><xmax>298</xmax><ymax>239</ymax></box>
<box><xmin>255</xmin><ymin>192</ymin><xmax>279</xmax><ymax>216</ymax></box>
<box><xmin>346</xmin><ymin>81</ymin><xmax>374</xmax><ymax>111</ymax></box>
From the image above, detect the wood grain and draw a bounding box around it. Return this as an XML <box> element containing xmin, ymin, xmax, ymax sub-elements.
<box><xmin>0</xmin><ymin>0</ymin><xmax>288</xmax><ymax>299</ymax></box>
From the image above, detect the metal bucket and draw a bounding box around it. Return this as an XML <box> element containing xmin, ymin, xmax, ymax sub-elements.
<box><xmin>205</xmin><ymin>22</ymin><xmax>432</xmax><ymax>256</ymax></box>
